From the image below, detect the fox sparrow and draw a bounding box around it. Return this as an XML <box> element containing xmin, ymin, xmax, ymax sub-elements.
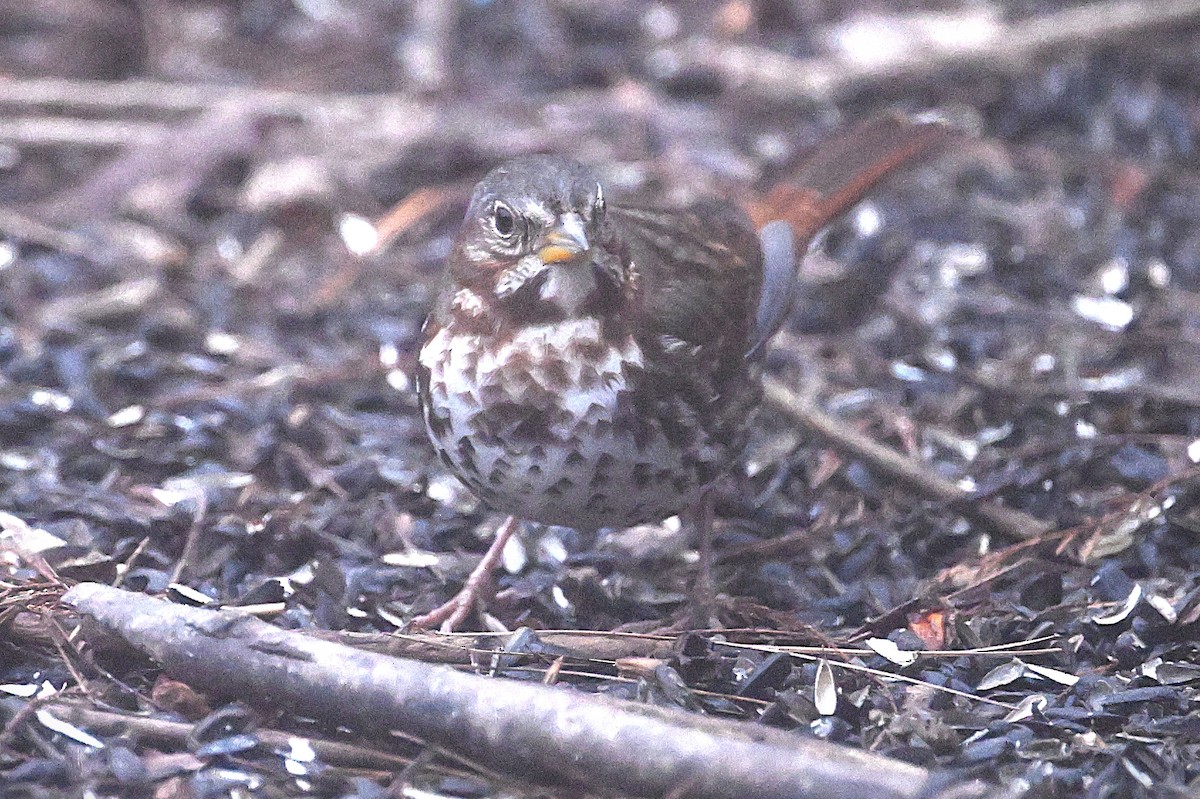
<box><xmin>413</xmin><ymin>115</ymin><xmax>949</xmax><ymax>630</ymax></box>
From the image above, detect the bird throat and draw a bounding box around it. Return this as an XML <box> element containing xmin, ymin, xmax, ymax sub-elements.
<box><xmin>538</xmin><ymin>263</ymin><xmax>597</xmax><ymax>315</ymax></box>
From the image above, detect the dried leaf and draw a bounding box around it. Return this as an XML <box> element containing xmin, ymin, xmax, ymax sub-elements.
<box><xmin>151</xmin><ymin>676</ymin><xmax>211</xmax><ymax>719</ymax></box>
<box><xmin>167</xmin><ymin>584</ymin><xmax>214</xmax><ymax>606</ymax></box>
<box><xmin>1080</xmin><ymin>497</ymin><xmax>1160</xmax><ymax>563</ymax></box>
<box><xmin>1151</xmin><ymin>662</ymin><xmax>1200</xmax><ymax>686</ymax></box>
<box><xmin>0</xmin><ymin>512</ymin><xmax>66</xmax><ymax>553</ymax></box>
<box><xmin>908</xmin><ymin>610</ymin><xmax>946</xmax><ymax>650</ymax></box>
<box><xmin>379</xmin><ymin>551</ymin><xmax>441</xmax><ymax>567</ymax></box>
<box><xmin>1146</xmin><ymin>594</ymin><xmax>1177</xmax><ymax>623</ymax></box>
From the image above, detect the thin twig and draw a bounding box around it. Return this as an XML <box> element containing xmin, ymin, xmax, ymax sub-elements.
<box><xmin>0</xmin><ymin>77</ymin><xmax>413</xmax><ymax>118</ymax></box>
<box><xmin>111</xmin><ymin>537</ymin><xmax>150</xmax><ymax>589</ymax></box>
<box><xmin>42</xmin><ymin>702</ymin><xmax>418</xmax><ymax>771</ymax></box>
<box><xmin>715</xmin><ymin>640</ymin><xmax>1020</xmax><ymax>710</ymax></box>
<box><xmin>168</xmin><ymin>492</ymin><xmax>209</xmax><ymax>585</ymax></box>
<box><xmin>0</xmin><ymin>209</ymin><xmax>92</xmax><ymax>255</ymax></box>
<box><xmin>0</xmin><ymin>116</ymin><xmax>171</xmax><ymax>147</ymax></box>
<box><xmin>762</xmin><ymin>376</ymin><xmax>1053</xmax><ymax>541</ymax></box>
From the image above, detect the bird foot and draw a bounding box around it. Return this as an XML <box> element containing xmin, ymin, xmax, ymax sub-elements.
<box><xmin>408</xmin><ymin>584</ymin><xmax>482</xmax><ymax>633</ymax></box>
<box><xmin>408</xmin><ymin>516</ymin><xmax>520</xmax><ymax>633</ymax></box>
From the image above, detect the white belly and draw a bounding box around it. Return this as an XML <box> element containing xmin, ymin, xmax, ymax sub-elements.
<box><xmin>419</xmin><ymin>318</ymin><xmax>704</xmax><ymax>528</ymax></box>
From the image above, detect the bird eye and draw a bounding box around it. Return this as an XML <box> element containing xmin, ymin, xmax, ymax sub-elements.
<box><xmin>492</xmin><ymin>202</ymin><xmax>517</xmax><ymax>237</ymax></box>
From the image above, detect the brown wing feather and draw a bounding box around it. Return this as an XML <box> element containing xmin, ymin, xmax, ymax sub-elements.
<box><xmin>612</xmin><ymin>201</ymin><xmax>762</xmax><ymax>362</ymax></box>
<box><xmin>608</xmin><ymin>201</ymin><xmax>764</xmax><ymax>462</ymax></box>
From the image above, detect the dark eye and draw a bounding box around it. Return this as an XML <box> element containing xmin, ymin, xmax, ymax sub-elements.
<box><xmin>493</xmin><ymin>202</ymin><xmax>517</xmax><ymax>237</ymax></box>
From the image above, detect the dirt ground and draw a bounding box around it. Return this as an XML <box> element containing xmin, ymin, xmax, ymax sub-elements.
<box><xmin>2</xmin><ymin>1</ymin><xmax>1200</xmax><ymax>797</ymax></box>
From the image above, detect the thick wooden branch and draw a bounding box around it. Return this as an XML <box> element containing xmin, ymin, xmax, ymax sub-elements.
<box><xmin>63</xmin><ymin>583</ymin><xmax>937</xmax><ymax>799</ymax></box>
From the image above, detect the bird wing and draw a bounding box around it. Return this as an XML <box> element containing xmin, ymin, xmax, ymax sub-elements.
<box><xmin>612</xmin><ymin>200</ymin><xmax>763</xmax><ymax>377</ymax></box>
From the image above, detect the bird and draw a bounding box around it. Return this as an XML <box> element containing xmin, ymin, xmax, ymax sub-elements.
<box><xmin>412</xmin><ymin>115</ymin><xmax>950</xmax><ymax>631</ymax></box>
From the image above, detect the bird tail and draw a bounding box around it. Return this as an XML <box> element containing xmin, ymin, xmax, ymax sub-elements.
<box><xmin>749</xmin><ymin>114</ymin><xmax>953</xmax><ymax>238</ymax></box>
<box><xmin>747</xmin><ymin>114</ymin><xmax>954</xmax><ymax>356</ymax></box>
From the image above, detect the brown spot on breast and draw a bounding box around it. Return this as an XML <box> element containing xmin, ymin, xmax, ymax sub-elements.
<box><xmin>427</xmin><ymin>411</ymin><xmax>451</xmax><ymax>439</ymax></box>
<box><xmin>540</xmin><ymin>360</ymin><xmax>572</xmax><ymax>391</ymax></box>
<box><xmin>486</xmin><ymin>402</ymin><xmax>552</xmax><ymax>444</ymax></box>
<box><xmin>578</xmin><ymin>366</ymin><xmax>602</xmax><ymax>391</ymax></box>
<box><xmin>468</xmin><ymin>479</ymin><xmax>498</xmax><ymax>502</ymax></box>
<box><xmin>696</xmin><ymin>462</ymin><xmax>719</xmax><ymax>485</ymax></box>
<box><xmin>575</xmin><ymin>339</ymin><xmax>609</xmax><ymax>362</ymax></box>
<box><xmin>456</xmin><ymin>437</ymin><xmax>478</xmax><ymax>471</ymax></box>
<box><xmin>625</xmin><ymin>414</ymin><xmax>656</xmax><ymax>452</ymax></box>
<box><xmin>660</xmin><ymin>412</ymin><xmax>694</xmax><ymax>447</ymax></box>
<box><xmin>512</xmin><ymin>414</ymin><xmax>553</xmax><ymax>443</ymax></box>
<box><xmin>582</xmin><ymin>401</ymin><xmax>608</xmax><ymax>423</ymax></box>
<box><xmin>470</xmin><ymin>425</ymin><xmax>502</xmax><ymax>449</ymax></box>
<box><xmin>547</xmin><ymin>477</ymin><xmax>573</xmax><ymax>497</ymax></box>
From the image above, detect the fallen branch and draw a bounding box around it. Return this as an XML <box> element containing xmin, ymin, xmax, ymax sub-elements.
<box><xmin>762</xmin><ymin>376</ymin><xmax>1052</xmax><ymax>541</ymax></box>
<box><xmin>64</xmin><ymin>583</ymin><xmax>942</xmax><ymax>799</ymax></box>
<box><xmin>662</xmin><ymin>0</ymin><xmax>1200</xmax><ymax>104</ymax></box>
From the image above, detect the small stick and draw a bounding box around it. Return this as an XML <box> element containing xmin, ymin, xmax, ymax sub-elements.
<box><xmin>41</xmin><ymin>701</ymin><xmax>417</xmax><ymax>772</ymax></box>
<box><xmin>0</xmin><ymin>77</ymin><xmax>409</xmax><ymax>118</ymax></box>
<box><xmin>762</xmin><ymin>376</ymin><xmax>1052</xmax><ymax>541</ymax></box>
<box><xmin>0</xmin><ymin>116</ymin><xmax>170</xmax><ymax>148</ymax></box>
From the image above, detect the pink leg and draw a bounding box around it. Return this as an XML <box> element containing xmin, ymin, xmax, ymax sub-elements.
<box><xmin>409</xmin><ymin>516</ymin><xmax>520</xmax><ymax>632</ymax></box>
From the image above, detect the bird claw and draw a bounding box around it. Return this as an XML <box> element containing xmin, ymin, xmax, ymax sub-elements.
<box><xmin>407</xmin><ymin>516</ymin><xmax>520</xmax><ymax>633</ymax></box>
<box><xmin>409</xmin><ymin>588</ymin><xmax>479</xmax><ymax>633</ymax></box>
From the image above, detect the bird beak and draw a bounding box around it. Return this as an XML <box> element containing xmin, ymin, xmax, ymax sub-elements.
<box><xmin>537</xmin><ymin>213</ymin><xmax>590</xmax><ymax>265</ymax></box>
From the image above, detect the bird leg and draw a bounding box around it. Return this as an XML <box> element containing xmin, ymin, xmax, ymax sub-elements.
<box><xmin>409</xmin><ymin>515</ymin><xmax>520</xmax><ymax>632</ymax></box>
<box><xmin>686</xmin><ymin>490</ymin><xmax>720</xmax><ymax>629</ymax></box>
